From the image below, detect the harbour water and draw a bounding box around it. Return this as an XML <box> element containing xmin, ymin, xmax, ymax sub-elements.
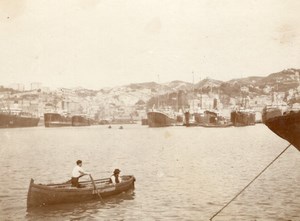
<box><xmin>0</xmin><ymin>124</ymin><xmax>299</xmax><ymax>220</ymax></box>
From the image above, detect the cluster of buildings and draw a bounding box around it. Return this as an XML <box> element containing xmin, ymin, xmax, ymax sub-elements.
<box><xmin>0</xmin><ymin>83</ymin><xmax>152</xmax><ymax>123</ymax></box>
<box><xmin>1</xmin><ymin>78</ymin><xmax>299</xmax><ymax>123</ymax></box>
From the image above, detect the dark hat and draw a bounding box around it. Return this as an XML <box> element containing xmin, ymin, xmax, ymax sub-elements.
<box><xmin>113</xmin><ymin>169</ymin><xmax>121</xmax><ymax>174</ymax></box>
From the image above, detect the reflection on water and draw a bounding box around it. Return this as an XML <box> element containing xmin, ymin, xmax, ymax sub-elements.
<box><xmin>0</xmin><ymin>125</ymin><xmax>299</xmax><ymax>220</ymax></box>
<box><xmin>26</xmin><ymin>189</ymin><xmax>135</xmax><ymax>220</ymax></box>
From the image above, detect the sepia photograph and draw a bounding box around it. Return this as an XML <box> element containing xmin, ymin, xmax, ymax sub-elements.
<box><xmin>0</xmin><ymin>0</ymin><xmax>299</xmax><ymax>220</ymax></box>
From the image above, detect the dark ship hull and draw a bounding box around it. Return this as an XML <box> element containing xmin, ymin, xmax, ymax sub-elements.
<box><xmin>44</xmin><ymin>113</ymin><xmax>72</xmax><ymax>127</ymax></box>
<box><xmin>0</xmin><ymin>113</ymin><xmax>39</xmax><ymax>128</ymax></box>
<box><xmin>230</xmin><ymin>110</ymin><xmax>255</xmax><ymax>126</ymax></box>
<box><xmin>262</xmin><ymin>105</ymin><xmax>286</xmax><ymax>123</ymax></box>
<box><xmin>263</xmin><ymin>109</ymin><xmax>300</xmax><ymax>151</ymax></box>
<box><xmin>147</xmin><ymin>111</ymin><xmax>175</xmax><ymax>127</ymax></box>
<box><xmin>141</xmin><ymin>118</ymin><xmax>148</xmax><ymax>125</ymax></box>
<box><xmin>72</xmin><ymin>115</ymin><xmax>91</xmax><ymax>126</ymax></box>
<box><xmin>195</xmin><ymin>110</ymin><xmax>232</xmax><ymax>128</ymax></box>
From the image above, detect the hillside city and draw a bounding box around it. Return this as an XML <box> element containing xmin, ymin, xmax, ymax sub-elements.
<box><xmin>1</xmin><ymin>68</ymin><xmax>300</xmax><ymax>124</ymax></box>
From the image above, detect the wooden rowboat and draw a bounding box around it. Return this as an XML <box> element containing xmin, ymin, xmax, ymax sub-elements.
<box><xmin>27</xmin><ymin>175</ymin><xmax>135</xmax><ymax>208</ymax></box>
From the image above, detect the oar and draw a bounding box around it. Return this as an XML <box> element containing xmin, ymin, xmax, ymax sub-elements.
<box><xmin>89</xmin><ymin>174</ymin><xmax>104</xmax><ymax>203</ymax></box>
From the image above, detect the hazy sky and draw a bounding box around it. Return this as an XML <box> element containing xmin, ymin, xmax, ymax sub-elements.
<box><xmin>0</xmin><ymin>0</ymin><xmax>299</xmax><ymax>89</ymax></box>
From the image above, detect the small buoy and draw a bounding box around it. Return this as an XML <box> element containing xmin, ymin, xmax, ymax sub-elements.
<box><xmin>119</xmin><ymin>126</ymin><xmax>123</xmax><ymax>129</ymax></box>
<box><xmin>108</xmin><ymin>125</ymin><xmax>112</xmax><ymax>129</ymax></box>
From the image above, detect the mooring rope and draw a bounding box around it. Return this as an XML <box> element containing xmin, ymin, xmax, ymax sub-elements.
<box><xmin>210</xmin><ymin>143</ymin><xmax>291</xmax><ymax>221</ymax></box>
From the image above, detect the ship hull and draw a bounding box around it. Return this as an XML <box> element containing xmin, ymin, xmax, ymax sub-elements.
<box><xmin>230</xmin><ymin>111</ymin><xmax>255</xmax><ymax>126</ymax></box>
<box><xmin>192</xmin><ymin>110</ymin><xmax>232</xmax><ymax>127</ymax></box>
<box><xmin>262</xmin><ymin>107</ymin><xmax>282</xmax><ymax>123</ymax></box>
<box><xmin>147</xmin><ymin>111</ymin><xmax>175</xmax><ymax>127</ymax></box>
<box><xmin>264</xmin><ymin>111</ymin><xmax>300</xmax><ymax>151</ymax></box>
<box><xmin>72</xmin><ymin>116</ymin><xmax>91</xmax><ymax>126</ymax></box>
<box><xmin>0</xmin><ymin>113</ymin><xmax>39</xmax><ymax>128</ymax></box>
<box><xmin>44</xmin><ymin>113</ymin><xmax>72</xmax><ymax>127</ymax></box>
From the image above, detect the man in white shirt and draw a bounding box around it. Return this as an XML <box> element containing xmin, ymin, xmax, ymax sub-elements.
<box><xmin>71</xmin><ymin>160</ymin><xmax>89</xmax><ymax>188</ymax></box>
<box><xmin>110</xmin><ymin>168</ymin><xmax>122</xmax><ymax>184</ymax></box>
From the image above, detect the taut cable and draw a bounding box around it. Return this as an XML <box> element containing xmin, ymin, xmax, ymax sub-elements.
<box><xmin>210</xmin><ymin>143</ymin><xmax>291</xmax><ymax>220</ymax></box>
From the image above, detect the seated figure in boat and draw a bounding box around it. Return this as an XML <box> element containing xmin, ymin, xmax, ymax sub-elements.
<box><xmin>71</xmin><ymin>160</ymin><xmax>90</xmax><ymax>188</ymax></box>
<box><xmin>110</xmin><ymin>168</ymin><xmax>122</xmax><ymax>184</ymax></box>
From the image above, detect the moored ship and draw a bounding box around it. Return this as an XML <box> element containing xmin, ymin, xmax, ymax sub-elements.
<box><xmin>0</xmin><ymin>108</ymin><xmax>39</xmax><ymax>128</ymax></box>
<box><xmin>231</xmin><ymin>94</ymin><xmax>256</xmax><ymax>126</ymax></box>
<box><xmin>147</xmin><ymin>110</ymin><xmax>176</xmax><ymax>127</ymax></box>
<box><xmin>263</xmin><ymin>104</ymin><xmax>300</xmax><ymax>151</ymax></box>
<box><xmin>230</xmin><ymin>109</ymin><xmax>255</xmax><ymax>126</ymax></box>
<box><xmin>44</xmin><ymin>113</ymin><xmax>72</xmax><ymax>127</ymax></box>
<box><xmin>196</xmin><ymin>110</ymin><xmax>232</xmax><ymax>127</ymax></box>
<box><xmin>261</xmin><ymin>104</ymin><xmax>288</xmax><ymax>123</ymax></box>
<box><xmin>71</xmin><ymin>115</ymin><xmax>91</xmax><ymax>126</ymax></box>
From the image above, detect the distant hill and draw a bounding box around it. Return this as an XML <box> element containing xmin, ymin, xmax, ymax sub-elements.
<box><xmin>2</xmin><ymin>68</ymin><xmax>300</xmax><ymax>115</ymax></box>
<box><xmin>125</xmin><ymin>80</ymin><xmax>193</xmax><ymax>93</ymax></box>
<box><xmin>127</xmin><ymin>82</ymin><xmax>159</xmax><ymax>91</ymax></box>
<box><xmin>227</xmin><ymin>76</ymin><xmax>263</xmax><ymax>86</ymax></box>
<box><xmin>164</xmin><ymin>80</ymin><xmax>193</xmax><ymax>91</ymax></box>
<box><xmin>197</xmin><ymin>68</ymin><xmax>300</xmax><ymax>97</ymax></box>
<box><xmin>55</xmin><ymin>68</ymin><xmax>300</xmax><ymax>108</ymax></box>
<box><xmin>195</xmin><ymin>78</ymin><xmax>223</xmax><ymax>88</ymax></box>
<box><xmin>255</xmin><ymin>68</ymin><xmax>300</xmax><ymax>92</ymax></box>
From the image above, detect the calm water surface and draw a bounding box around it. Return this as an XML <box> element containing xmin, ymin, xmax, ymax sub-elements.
<box><xmin>0</xmin><ymin>124</ymin><xmax>299</xmax><ymax>220</ymax></box>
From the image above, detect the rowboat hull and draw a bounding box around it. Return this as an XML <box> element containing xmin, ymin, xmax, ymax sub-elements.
<box><xmin>27</xmin><ymin>175</ymin><xmax>135</xmax><ymax>208</ymax></box>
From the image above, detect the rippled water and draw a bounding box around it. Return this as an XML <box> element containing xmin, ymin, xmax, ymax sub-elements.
<box><xmin>0</xmin><ymin>124</ymin><xmax>299</xmax><ymax>220</ymax></box>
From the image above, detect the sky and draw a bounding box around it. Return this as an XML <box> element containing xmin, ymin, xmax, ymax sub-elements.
<box><xmin>0</xmin><ymin>0</ymin><xmax>299</xmax><ymax>90</ymax></box>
